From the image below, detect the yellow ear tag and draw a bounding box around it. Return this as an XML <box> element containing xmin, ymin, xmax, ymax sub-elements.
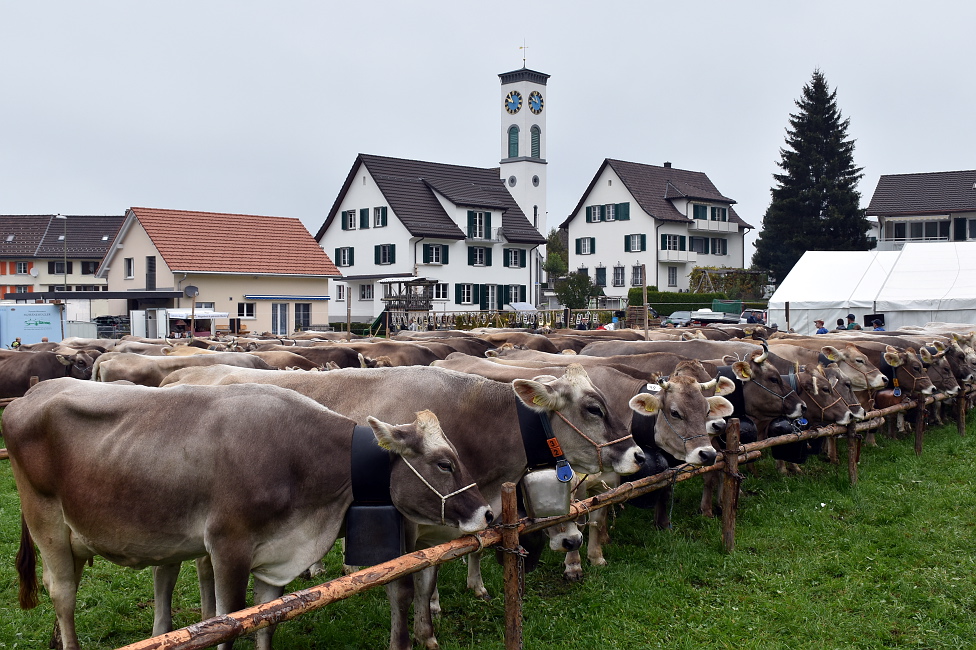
<box><xmin>375</xmin><ymin>439</ymin><xmax>393</xmax><ymax>451</ymax></box>
<box><xmin>533</xmin><ymin>396</ymin><xmax>544</xmax><ymax>406</ymax></box>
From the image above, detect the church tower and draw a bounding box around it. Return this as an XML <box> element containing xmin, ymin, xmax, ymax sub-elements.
<box><xmin>499</xmin><ymin>67</ymin><xmax>549</xmax><ymax>239</ymax></box>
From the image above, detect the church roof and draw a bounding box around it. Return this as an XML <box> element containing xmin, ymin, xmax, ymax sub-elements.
<box><xmin>866</xmin><ymin>169</ymin><xmax>976</xmax><ymax>216</ymax></box>
<box><xmin>317</xmin><ymin>154</ymin><xmax>545</xmax><ymax>244</ymax></box>
<box><xmin>561</xmin><ymin>159</ymin><xmax>752</xmax><ymax>229</ymax></box>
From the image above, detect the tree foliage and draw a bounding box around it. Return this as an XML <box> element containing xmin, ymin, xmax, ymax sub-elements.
<box><xmin>689</xmin><ymin>266</ymin><xmax>769</xmax><ymax>300</ymax></box>
<box><xmin>554</xmin><ymin>271</ymin><xmax>601</xmax><ymax>309</ymax></box>
<box><xmin>752</xmin><ymin>70</ymin><xmax>869</xmax><ymax>285</ymax></box>
<box><xmin>542</xmin><ymin>228</ymin><xmax>568</xmax><ymax>280</ymax></box>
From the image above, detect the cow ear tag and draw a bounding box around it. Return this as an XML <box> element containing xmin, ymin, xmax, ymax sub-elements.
<box><xmin>555</xmin><ymin>459</ymin><xmax>574</xmax><ymax>483</ymax></box>
<box><xmin>645</xmin><ymin>383</ymin><xmax>662</xmax><ymax>393</ymax></box>
<box><xmin>892</xmin><ymin>378</ymin><xmax>902</xmax><ymax>397</ymax></box>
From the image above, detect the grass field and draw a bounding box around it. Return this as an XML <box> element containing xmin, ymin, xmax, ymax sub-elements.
<box><xmin>2</xmin><ymin>418</ymin><xmax>976</xmax><ymax>649</ymax></box>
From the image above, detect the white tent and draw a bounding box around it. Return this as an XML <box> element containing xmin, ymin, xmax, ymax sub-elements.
<box><xmin>767</xmin><ymin>243</ymin><xmax>976</xmax><ymax>334</ymax></box>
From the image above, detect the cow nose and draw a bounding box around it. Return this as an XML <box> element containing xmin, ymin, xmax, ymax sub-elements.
<box><xmin>484</xmin><ymin>510</ymin><xmax>494</xmax><ymax>526</ymax></box>
<box><xmin>633</xmin><ymin>449</ymin><xmax>646</xmax><ymax>467</ymax></box>
<box><xmin>563</xmin><ymin>536</ymin><xmax>583</xmax><ymax>552</ymax></box>
<box><xmin>698</xmin><ymin>448</ymin><xmax>717</xmax><ymax>466</ymax></box>
<box><xmin>800</xmin><ymin>402</ymin><xmax>808</xmax><ymax>413</ymax></box>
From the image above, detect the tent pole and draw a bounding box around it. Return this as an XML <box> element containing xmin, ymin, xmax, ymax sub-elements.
<box><xmin>785</xmin><ymin>302</ymin><xmax>790</xmax><ymax>333</ymax></box>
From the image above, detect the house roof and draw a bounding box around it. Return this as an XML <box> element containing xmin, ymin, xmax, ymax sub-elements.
<box><xmin>561</xmin><ymin>159</ymin><xmax>752</xmax><ymax>229</ymax></box>
<box><xmin>316</xmin><ymin>154</ymin><xmax>545</xmax><ymax>245</ymax></box>
<box><xmin>123</xmin><ymin>207</ymin><xmax>339</xmax><ymax>276</ymax></box>
<box><xmin>0</xmin><ymin>214</ymin><xmax>124</xmax><ymax>258</ymax></box>
<box><xmin>866</xmin><ymin>170</ymin><xmax>976</xmax><ymax>216</ymax></box>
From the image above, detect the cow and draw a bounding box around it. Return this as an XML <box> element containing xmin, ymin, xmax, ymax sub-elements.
<box><xmin>766</xmin><ymin>341</ymin><xmax>888</xmax><ymax>392</ymax></box>
<box><xmin>163</xmin><ymin>363</ymin><xmax>646</xmax><ymax>649</ymax></box>
<box><xmin>0</xmin><ymin>349</ymin><xmax>97</xmax><ymax>398</ymax></box>
<box><xmin>580</xmin><ymin>338</ymin><xmax>764</xmax><ymax>360</ymax></box>
<box><xmin>7</xmin><ymin>379</ymin><xmax>492</xmax><ymax>650</ymax></box>
<box><xmin>92</xmin><ymin>351</ymin><xmax>275</xmax><ymax>386</ymax></box>
<box><xmin>249</xmin><ymin>343</ymin><xmax>370</xmax><ymax>369</ymax></box>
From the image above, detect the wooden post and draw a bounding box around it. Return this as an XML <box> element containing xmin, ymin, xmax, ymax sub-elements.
<box><xmin>914</xmin><ymin>399</ymin><xmax>925</xmax><ymax>456</ymax></box>
<box><xmin>642</xmin><ymin>265</ymin><xmax>648</xmax><ymax>340</ymax></box>
<box><xmin>502</xmin><ymin>482</ymin><xmax>522</xmax><ymax>650</ymax></box>
<box><xmin>721</xmin><ymin>418</ymin><xmax>741</xmax><ymax>554</ymax></box>
<box><xmin>958</xmin><ymin>393</ymin><xmax>967</xmax><ymax>437</ymax></box>
<box><xmin>847</xmin><ymin>421</ymin><xmax>859</xmax><ymax>485</ymax></box>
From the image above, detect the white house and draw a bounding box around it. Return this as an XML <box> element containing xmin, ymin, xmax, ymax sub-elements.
<box><xmin>560</xmin><ymin>159</ymin><xmax>753</xmax><ymax>305</ymax></box>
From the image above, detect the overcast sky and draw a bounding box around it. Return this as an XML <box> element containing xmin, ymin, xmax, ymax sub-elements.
<box><xmin>2</xmin><ymin>2</ymin><xmax>973</xmax><ymax>260</ymax></box>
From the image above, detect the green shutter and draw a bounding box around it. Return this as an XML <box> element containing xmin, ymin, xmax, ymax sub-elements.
<box><xmin>598</xmin><ymin>205</ymin><xmax>606</xmax><ymax>222</ymax></box>
<box><xmin>475</xmin><ymin>284</ymin><xmax>484</xmax><ymax>309</ymax></box>
<box><xmin>679</xmin><ymin>236</ymin><xmax>686</xmax><ymax>251</ymax></box>
<box><xmin>374</xmin><ymin>245</ymin><xmax>381</xmax><ymax>264</ymax></box>
<box><xmin>519</xmin><ymin>249</ymin><xmax>526</xmax><ymax>268</ymax></box>
<box><xmin>640</xmin><ymin>234</ymin><xmax>646</xmax><ymax>252</ymax></box>
<box><xmin>497</xmin><ymin>286</ymin><xmax>505</xmax><ymax>310</ymax></box>
<box><xmin>467</xmin><ymin>211</ymin><xmax>475</xmax><ymax>238</ymax></box>
<box><xmin>335</xmin><ymin>248</ymin><xmax>341</xmax><ymax>265</ymax></box>
<box><xmin>341</xmin><ymin>212</ymin><xmax>348</xmax><ymax>231</ymax></box>
<box><xmin>704</xmin><ymin>237</ymin><xmax>710</xmax><ymax>254</ymax></box>
<box><xmin>576</xmin><ymin>238</ymin><xmax>582</xmax><ymax>254</ymax></box>
<box><xmin>360</xmin><ymin>208</ymin><xmax>369</xmax><ymax>229</ymax></box>
<box><xmin>380</xmin><ymin>206</ymin><xmax>388</xmax><ymax>226</ymax></box>
<box><xmin>485</xmin><ymin>248</ymin><xmax>492</xmax><ymax>266</ymax></box>
<box><xmin>616</xmin><ymin>202</ymin><xmax>630</xmax><ymax>221</ymax></box>
<box><xmin>661</xmin><ymin>234</ymin><xmax>667</xmax><ymax>249</ymax></box>
<box><xmin>624</xmin><ymin>235</ymin><xmax>632</xmax><ymax>253</ymax></box>
<box><xmin>519</xmin><ymin>285</ymin><xmax>526</xmax><ymax>302</ymax></box>
<box><xmin>585</xmin><ymin>206</ymin><xmax>592</xmax><ymax>223</ymax></box>
<box><xmin>389</xmin><ymin>244</ymin><xmax>396</xmax><ymax>264</ymax></box>
<box><xmin>455</xmin><ymin>283</ymin><xmax>463</xmax><ymax>304</ymax></box>
<box><xmin>589</xmin><ymin>237</ymin><xmax>596</xmax><ymax>254</ymax></box>
<box><xmin>441</xmin><ymin>245</ymin><xmax>449</xmax><ymax>264</ymax></box>
<box><xmin>485</xmin><ymin>212</ymin><xmax>492</xmax><ymax>237</ymax></box>
<box><xmin>349</xmin><ymin>248</ymin><xmax>354</xmax><ymax>265</ymax></box>
<box><xmin>468</xmin><ymin>246</ymin><xmax>475</xmax><ymax>266</ymax></box>
<box><xmin>423</xmin><ymin>244</ymin><xmax>431</xmax><ymax>264</ymax></box>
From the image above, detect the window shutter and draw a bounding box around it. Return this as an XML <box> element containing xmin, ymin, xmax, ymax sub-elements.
<box><xmin>467</xmin><ymin>211</ymin><xmax>475</xmax><ymax>238</ymax></box>
<box><xmin>679</xmin><ymin>236</ymin><xmax>686</xmax><ymax>251</ymax></box>
<box><xmin>360</xmin><ymin>208</ymin><xmax>369</xmax><ymax>229</ymax></box>
<box><xmin>423</xmin><ymin>244</ymin><xmax>431</xmax><ymax>264</ymax></box>
<box><xmin>660</xmin><ymin>234</ymin><xmax>667</xmax><ymax>250</ymax></box>
<box><xmin>638</xmin><ymin>234</ymin><xmax>645</xmax><ymax>251</ymax></box>
<box><xmin>598</xmin><ymin>205</ymin><xmax>606</xmax><ymax>222</ymax></box>
<box><xmin>485</xmin><ymin>248</ymin><xmax>492</xmax><ymax>266</ymax></box>
<box><xmin>474</xmin><ymin>284</ymin><xmax>484</xmax><ymax>308</ymax></box>
<box><xmin>624</xmin><ymin>235</ymin><xmax>632</xmax><ymax>253</ymax></box>
<box><xmin>616</xmin><ymin>202</ymin><xmax>630</xmax><ymax>221</ymax></box>
<box><xmin>497</xmin><ymin>286</ymin><xmax>504</xmax><ymax>310</ymax></box>
<box><xmin>585</xmin><ymin>206</ymin><xmax>592</xmax><ymax>223</ymax></box>
<box><xmin>374</xmin><ymin>245</ymin><xmax>381</xmax><ymax>264</ymax></box>
<box><xmin>519</xmin><ymin>285</ymin><xmax>526</xmax><ymax>302</ymax></box>
<box><xmin>589</xmin><ymin>237</ymin><xmax>596</xmax><ymax>254</ymax></box>
<box><xmin>389</xmin><ymin>244</ymin><xmax>396</xmax><ymax>264</ymax></box>
<box><xmin>575</xmin><ymin>238</ymin><xmax>582</xmax><ymax>255</ymax></box>
<box><xmin>455</xmin><ymin>283</ymin><xmax>463</xmax><ymax>304</ymax></box>
<box><xmin>380</xmin><ymin>206</ymin><xmax>388</xmax><ymax>226</ymax></box>
<box><xmin>341</xmin><ymin>214</ymin><xmax>348</xmax><ymax>231</ymax></box>
<box><xmin>335</xmin><ymin>248</ymin><xmax>341</xmax><ymax>265</ymax></box>
<box><xmin>441</xmin><ymin>245</ymin><xmax>449</xmax><ymax>265</ymax></box>
<box><xmin>485</xmin><ymin>212</ymin><xmax>492</xmax><ymax>237</ymax></box>
<box><xmin>704</xmin><ymin>238</ymin><xmax>710</xmax><ymax>254</ymax></box>
<box><xmin>479</xmin><ymin>284</ymin><xmax>488</xmax><ymax>310</ymax></box>
<box><xmin>519</xmin><ymin>249</ymin><xmax>526</xmax><ymax>268</ymax></box>
<box><xmin>468</xmin><ymin>246</ymin><xmax>475</xmax><ymax>266</ymax></box>
<box><xmin>349</xmin><ymin>248</ymin><xmax>354</xmax><ymax>265</ymax></box>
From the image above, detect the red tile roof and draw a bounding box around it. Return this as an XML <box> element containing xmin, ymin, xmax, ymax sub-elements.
<box><xmin>129</xmin><ymin>207</ymin><xmax>339</xmax><ymax>276</ymax></box>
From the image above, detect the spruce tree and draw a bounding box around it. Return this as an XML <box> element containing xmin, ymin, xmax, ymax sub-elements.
<box><xmin>752</xmin><ymin>69</ymin><xmax>869</xmax><ymax>284</ymax></box>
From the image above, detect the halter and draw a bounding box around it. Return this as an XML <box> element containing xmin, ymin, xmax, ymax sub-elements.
<box><xmin>802</xmin><ymin>377</ymin><xmax>847</xmax><ymax>423</ymax></box>
<box><xmin>921</xmin><ymin>347</ymin><xmax>956</xmax><ymax>392</ymax></box>
<box><xmin>399</xmin><ymin>456</ymin><xmax>479</xmax><ymax>526</ymax></box>
<box><xmin>880</xmin><ymin>354</ymin><xmax>930</xmax><ymax>396</ymax></box>
<box><xmin>552</xmin><ymin>410</ymin><xmax>634</xmax><ymax>474</ymax></box>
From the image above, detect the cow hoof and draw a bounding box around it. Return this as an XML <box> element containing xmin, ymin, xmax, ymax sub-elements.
<box><xmin>564</xmin><ymin>565</ymin><xmax>584</xmax><ymax>582</ymax></box>
<box><xmin>700</xmin><ymin>508</ymin><xmax>715</xmax><ymax>518</ymax></box>
<box><xmin>589</xmin><ymin>557</ymin><xmax>608</xmax><ymax>567</ymax></box>
<box><xmin>472</xmin><ymin>587</ymin><xmax>490</xmax><ymax>601</ymax></box>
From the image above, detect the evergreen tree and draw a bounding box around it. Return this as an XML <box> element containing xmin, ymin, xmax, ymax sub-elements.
<box><xmin>542</xmin><ymin>228</ymin><xmax>568</xmax><ymax>281</ymax></box>
<box><xmin>752</xmin><ymin>69</ymin><xmax>869</xmax><ymax>284</ymax></box>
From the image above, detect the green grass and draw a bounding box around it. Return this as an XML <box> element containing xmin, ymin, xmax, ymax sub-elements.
<box><xmin>3</xmin><ymin>420</ymin><xmax>976</xmax><ymax>649</ymax></box>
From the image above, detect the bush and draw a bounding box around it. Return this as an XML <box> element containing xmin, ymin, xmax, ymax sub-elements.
<box><xmin>627</xmin><ymin>289</ymin><xmax>728</xmax><ymax>317</ymax></box>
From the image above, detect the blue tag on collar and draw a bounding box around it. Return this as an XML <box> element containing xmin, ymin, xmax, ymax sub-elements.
<box><xmin>555</xmin><ymin>459</ymin><xmax>574</xmax><ymax>483</ymax></box>
<box><xmin>893</xmin><ymin>388</ymin><xmax>902</xmax><ymax>397</ymax></box>
<box><xmin>797</xmin><ymin>418</ymin><xmax>808</xmax><ymax>427</ymax></box>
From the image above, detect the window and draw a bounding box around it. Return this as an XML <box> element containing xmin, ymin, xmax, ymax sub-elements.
<box><xmin>693</xmin><ymin>204</ymin><xmax>708</xmax><ymax>220</ymax></box>
<box><xmin>533</xmin><ymin>205</ymin><xmax>539</xmax><ymax>229</ymax></box>
<box><xmin>575</xmin><ymin>237</ymin><xmax>595</xmax><ymax>255</ymax></box>
<box><xmin>49</xmin><ymin>260</ymin><xmax>73</xmax><ymax>275</ymax></box>
<box><xmin>238</xmin><ymin>302</ymin><xmax>255</xmax><ymax>318</ymax></box>
<box><xmin>342</xmin><ymin>210</ymin><xmax>357</xmax><ymax>230</ymax></box>
<box><xmin>508</xmin><ymin>284</ymin><xmax>522</xmax><ymax>303</ymax></box>
<box><xmin>613</xmin><ymin>265</ymin><xmax>625</xmax><ymax>287</ymax></box>
<box><xmin>360</xmin><ymin>284</ymin><xmax>374</xmax><ymax>300</ymax></box>
<box><xmin>530</xmin><ymin>126</ymin><xmax>540</xmax><ymax>158</ymax></box>
<box><xmin>145</xmin><ymin>255</ymin><xmax>156</xmax><ymax>291</ymax></box>
<box><xmin>586</xmin><ymin>205</ymin><xmax>601</xmax><ymax>222</ymax></box>
<box><xmin>15</xmin><ymin>262</ymin><xmax>28</xmax><ymax>274</ymax></box>
<box><xmin>335</xmin><ymin>247</ymin><xmax>354</xmax><ymax>267</ymax></box>
<box><xmin>374</xmin><ymin>244</ymin><xmax>396</xmax><ymax>265</ymax></box>
<box><xmin>81</xmin><ymin>261</ymin><xmax>98</xmax><ymax>275</ymax></box>
<box><xmin>668</xmin><ymin>267</ymin><xmax>678</xmax><ymax>287</ymax></box>
<box><xmin>508</xmin><ymin>125</ymin><xmax>519</xmax><ymax>158</ymax></box>
<box><xmin>423</xmin><ymin>243</ymin><xmax>449</xmax><ymax>265</ymax></box>
<box><xmin>15</xmin><ymin>285</ymin><xmax>30</xmax><ymax>293</ymax></box>
<box><xmin>359</xmin><ymin>208</ymin><xmax>370</xmax><ymax>230</ymax></box>
<box><xmin>631</xmin><ymin>265</ymin><xmax>644</xmax><ymax>287</ymax></box>
<box><xmin>271</xmin><ymin>303</ymin><xmax>289</xmax><ymax>336</ymax></box>
<box><xmin>710</xmin><ymin>207</ymin><xmax>728</xmax><ymax>222</ymax></box>
<box><xmin>663</xmin><ymin>234</ymin><xmax>680</xmax><ymax>251</ymax></box>
<box><xmin>471</xmin><ymin>247</ymin><xmax>487</xmax><ymax>266</ymax></box>
<box><xmin>195</xmin><ymin>302</ymin><xmax>215</xmax><ymax>309</ymax></box>
<box><xmin>335</xmin><ymin>284</ymin><xmax>346</xmax><ymax>301</ymax></box>
<box><xmin>434</xmin><ymin>283</ymin><xmax>449</xmax><ymax>300</ymax></box>
<box><xmin>710</xmin><ymin>238</ymin><xmax>728</xmax><ymax>255</ymax></box>
<box><xmin>484</xmin><ymin>284</ymin><xmax>497</xmax><ymax>310</ymax></box>
<box><xmin>374</xmin><ymin>207</ymin><xmax>388</xmax><ymax>228</ymax></box>
<box><xmin>468</xmin><ymin>211</ymin><xmax>490</xmax><ymax>239</ymax></box>
<box><xmin>578</xmin><ymin>267</ymin><xmax>589</xmax><ymax>278</ymax></box>
<box><xmin>624</xmin><ymin>234</ymin><xmax>646</xmax><ymax>252</ymax></box>
<box><xmin>690</xmin><ymin>236</ymin><xmax>710</xmax><ymax>254</ymax></box>
<box><xmin>294</xmin><ymin>303</ymin><xmax>311</xmax><ymax>330</ymax></box>
<box><xmin>459</xmin><ymin>283</ymin><xmax>474</xmax><ymax>304</ymax></box>
<box><xmin>604</xmin><ymin>204</ymin><xmax>615</xmax><ymax>222</ymax></box>
<box><xmin>595</xmin><ymin>267</ymin><xmax>607</xmax><ymax>287</ymax></box>
<box><xmin>506</xmin><ymin>248</ymin><xmax>526</xmax><ymax>268</ymax></box>
<box><xmin>124</xmin><ymin>257</ymin><xmax>134</xmax><ymax>278</ymax></box>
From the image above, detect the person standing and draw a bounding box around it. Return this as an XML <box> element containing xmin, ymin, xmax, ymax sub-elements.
<box><xmin>871</xmin><ymin>319</ymin><xmax>886</xmax><ymax>331</ymax></box>
<box><xmin>835</xmin><ymin>319</ymin><xmax>846</xmax><ymax>331</ymax></box>
<box><xmin>814</xmin><ymin>319</ymin><xmax>828</xmax><ymax>334</ymax></box>
<box><xmin>846</xmin><ymin>313</ymin><xmax>862</xmax><ymax>330</ymax></box>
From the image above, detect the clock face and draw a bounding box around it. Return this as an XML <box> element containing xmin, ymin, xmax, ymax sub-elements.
<box><xmin>529</xmin><ymin>91</ymin><xmax>544</xmax><ymax>114</ymax></box>
<box><xmin>505</xmin><ymin>90</ymin><xmax>522</xmax><ymax>114</ymax></box>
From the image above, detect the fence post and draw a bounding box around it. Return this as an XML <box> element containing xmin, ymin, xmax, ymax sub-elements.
<box><xmin>721</xmin><ymin>418</ymin><xmax>741</xmax><ymax>554</ymax></box>
<box><xmin>914</xmin><ymin>399</ymin><xmax>926</xmax><ymax>456</ymax></box>
<box><xmin>502</xmin><ymin>482</ymin><xmax>523</xmax><ymax>650</ymax></box>
<box><xmin>847</xmin><ymin>421</ymin><xmax>859</xmax><ymax>485</ymax></box>
<box><xmin>958</xmin><ymin>394</ymin><xmax>967</xmax><ymax>437</ymax></box>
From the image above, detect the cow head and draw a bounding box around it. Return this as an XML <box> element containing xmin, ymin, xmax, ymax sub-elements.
<box><xmin>883</xmin><ymin>346</ymin><xmax>936</xmax><ymax>396</ymax></box>
<box><xmin>731</xmin><ymin>349</ymin><xmax>806</xmax><ymax>420</ymax></box>
<box><xmin>798</xmin><ymin>365</ymin><xmax>858</xmax><ymax>425</ymax></box>
<box><xmin>934</xmin><ymin>340</ymin><xmax>976</xmax><ymax>386</ymax></box>
<box><xmin>821</xmin><ymin>363</ymin><xmax>866</xmax><ymax>420</ymax></box>
<box><xmin>512</xmin><ymin>363</ymin><xmax>645</xmax><ymax>475</ymax></box>
<box><xmin>56</xmin><ymin>352</ymin><xmax>95</xmax><ymax>380</ymax></box>
<box><xmin>629</xmin><ymin>375</ymin><xmax>734</xmax><ymax>466</ymax></box>
<box><xmin>673</xmin><ymin>360</ymin><xmax>736</xmax><ymax>436</ymax></box>
<box><xmin>821</xmin><ymin>344</ymin><xmax>887</xmax><ymax>390</ymax></box>
<box><xmin>920</xmin><ymin>347</ymin><xmax>961</xmax><ymax>396</ymax></box>
<box><xmin>372</xmin><ymin>410</ymin><xmax>493</xmax><ymax>534</ymax></box>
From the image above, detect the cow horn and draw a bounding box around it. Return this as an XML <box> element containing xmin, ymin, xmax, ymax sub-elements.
<box><xmin>699</xmin><ymin>377</ymin><xmax>718</xmax><ymax>391</ymax></box>
<box><xmin>657</xmin><ymin>377</ymin><xmax>670</xmax><ymax>391</ymax></box>
<box><xmin>754</xmin><ymin>349</ymin><xmax>768</xmax><ymax>364</ymax></box>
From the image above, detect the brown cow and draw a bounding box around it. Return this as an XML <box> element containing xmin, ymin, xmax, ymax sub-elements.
<box><xmin>0</xmin><ymin>349</ymin><xmax>96</xmax><ymax>398</ymax></box>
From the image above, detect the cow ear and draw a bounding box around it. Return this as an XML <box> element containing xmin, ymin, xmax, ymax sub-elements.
<box><xmin>919</xmin><ymin>347</ymin><xmax>933</xmax><ymax>363</ymax></box>
<box><xmin>715</xmin><ymin>376</ymin><xmax>736</xmax><ymax>396</ymax></box>
<box><xmin>629</xmin><ymin>392</ymin><xmax>661</xmax><ymax>415</ymax></box>
<box><xmin>731</xmin><ymin>361</ymin><xmax>753</xmax><ymax>382</ymax></box>
<box><xmin>884</xmin><ymin>348</ymin><xmax>904</xmax><ymax>367</ymax></box>
<box><xmin>55</xmin><ymin>354</ymin><xmax>72</xmax><ymax>367</ymax></box>
<box><xmin>931</xmin><ymin>340</ymin><xmax>946</xmax><ymax>352</ymax></box>
<box><xmin>706</xmin><ymin>396</ymin><xmax>734</xmax><ymax>419</ymax></box>
<box><xmin>821</xmin><ymin>346</ymin><xmax>841</xmax><ymax>362</ymax></box>
<box><xmin>367</xmin><ymin>416</ymin><xmax>419</xmax><ymax>456</ymax></box>
<box><xmin>513</xmin><ymin>378</ymin><xmax>561</xmax><ymax>412</ymax></box>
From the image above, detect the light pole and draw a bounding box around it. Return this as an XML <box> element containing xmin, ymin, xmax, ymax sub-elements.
<box><xmin>54</xmin><ymin>214</ymin><xmax>67</xmax><ymax>292</ymax></box>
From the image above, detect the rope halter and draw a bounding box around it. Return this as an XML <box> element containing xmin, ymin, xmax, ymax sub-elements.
<box><xmin>400</xmin><ymin>457</ymin><xmax>479</xmax><ymax>526</ymax></box>
<box><xmin>552</xmin><ymin>410</ymin><xmax>633</xmax><ymax>473</ymax></box>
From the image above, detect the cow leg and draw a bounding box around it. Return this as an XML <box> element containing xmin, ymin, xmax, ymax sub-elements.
<box><xmin>700</xmin><ymin>471</ymin><xmax>716</xmax><ymax>517</ymax></box>
<box><xmin>151</xmin><ymin>562</ymin><xmax>181</xmax><ymax>635</ymax></box>
<box><xmin>27</xmin><ymin>504</ymin><xmax>87</xmax><ymax>650</ymax></box>
<box><xmin>465</xmin><ymin>550</ymin><xmax>489</xmax><ymax>600</ymax></box>
<box><xmin>655</xmin><ymin>486</ymin><xmax>673</xmax><ymax>529</ymax></box>
<box><xmin>412</xmin><ymin>566</ymin><xmax>441</xmax><ymax>650</ymax></box>
<box><xmin>252</xmin><ymin>578</ymin><xmax>285</xmax><ymax>650</ymax></box>
<box><xmin>386</xmin><ymin>576</ymin><xmax>414</xmax><ymax>650</ymax></box>
<box><xmin>195</xmin><ymin>556</ymin><xmax>217</xmax><ymax>620</ymax></box>
<box><xmin>429</xmin><ymin>583</ymin><xmax>441</xmax><ymax>617</ymax></box>
<box><xmin>209</xmin><ymin>551</ymin><xmax>251</xmax><ymax>650</ymax></box>
<box><xmin>564</xmin><ymin>547</ymin><xmax>583</xmax><ymax>581</ymax></box>
<box><xmin>585</xmin><ymin>507</ymin><xmax>610</xmax><ymax>567</ymax></box>
<box><xmin>826</xmin><ymin>436</ymin><xmax>839</xmax><ymax>464</ymax></box>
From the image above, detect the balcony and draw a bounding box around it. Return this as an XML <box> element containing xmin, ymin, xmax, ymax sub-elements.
<box><xmin>465</xmin><ymin>227</ymin><xmax>504</xmax><ymax>244</ymax></box>
<box><xmin>658</xmin><ymin>249</ymin><xmax>698</xmax><ymax>263</ymax></box>
<box><xmin>689</xmin><ymin>219</ymin><xmax>737</xmax><ymax>233</ymax></box>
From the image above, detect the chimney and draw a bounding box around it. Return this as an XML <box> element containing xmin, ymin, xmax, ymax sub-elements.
<box><xmin>664</xmin><ymin>161</ymin><xmax>672</xmax><ymax>168</ymax></box>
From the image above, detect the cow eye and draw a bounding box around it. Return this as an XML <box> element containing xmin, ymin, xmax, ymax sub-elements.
<box><xmin>586</xmin><ymin>405</ymin><xmax>604</xmax><ymax>418</ymax></box>
<box><xmin>670</xmin><ymin>408</ymin><xmax>682</xmax><ymax>419</ymax></box>
<box><xmin>856</xmin><ymin>359</ymin><xmax>865</xmax><ymax>364</ymax></box>
<box><xmin>771</xmin><ymin>376</ymin><xmax>781</xmax><ymax>384</ymax></box>
<box><xmin>437</xmin><ymin>460</ymin><xmax>454</xmax><ymax>473</ymax></box>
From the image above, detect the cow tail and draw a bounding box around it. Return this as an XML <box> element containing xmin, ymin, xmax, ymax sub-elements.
<box><xmin>16</xmin><ymin>513</ymin><xmax>39</xmax><ymax>609</ymax></box>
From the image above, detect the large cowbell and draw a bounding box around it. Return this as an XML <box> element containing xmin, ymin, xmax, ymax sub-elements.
<box><xmin>344</xmin><ymin>425</ymin><xmax>405</xmax><ymax>567</ymax></box>
<box><xmin>521</xmin><ymin>467</ymin><xmax>572</xmax><ymax>518</ymax></box>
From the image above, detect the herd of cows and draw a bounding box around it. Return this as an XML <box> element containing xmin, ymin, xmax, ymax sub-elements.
<box><xmin>2</xmin><ymin>320</ymin><xmax>975</xmax><ymax>650</ymax></box>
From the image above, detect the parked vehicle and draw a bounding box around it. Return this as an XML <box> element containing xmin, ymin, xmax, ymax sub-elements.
<box><xmin>689</xmin><ymin>308</ymin><xmax>739</xmax><ymax>327</ymax></box>
<box><xmin>664</xmin><ymin>310</ymin><xmax>692</xmax><ymax>327</ymax></box>
<box><xmin>739</xmin><ymin>309</ymin><xmax>767</xmax><ymax>325</ymax></box>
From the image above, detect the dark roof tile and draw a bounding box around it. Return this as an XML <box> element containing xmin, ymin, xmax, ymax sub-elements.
<box><xmin>866</xmin><ymin>170</ymin><xmax>976</xmax><ymax>216</ymax></box>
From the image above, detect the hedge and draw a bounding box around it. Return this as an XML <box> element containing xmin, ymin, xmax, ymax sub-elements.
<box><xmin>626</xmin><ymin>289</ymin><xmax>729</xmax><ymax>317</ymax></box>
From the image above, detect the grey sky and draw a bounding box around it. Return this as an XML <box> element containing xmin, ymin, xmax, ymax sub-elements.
<box><xmin>2</xmin><ymin>1</ymin><xmax>973</xmax><ymax>260</ymax></box>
